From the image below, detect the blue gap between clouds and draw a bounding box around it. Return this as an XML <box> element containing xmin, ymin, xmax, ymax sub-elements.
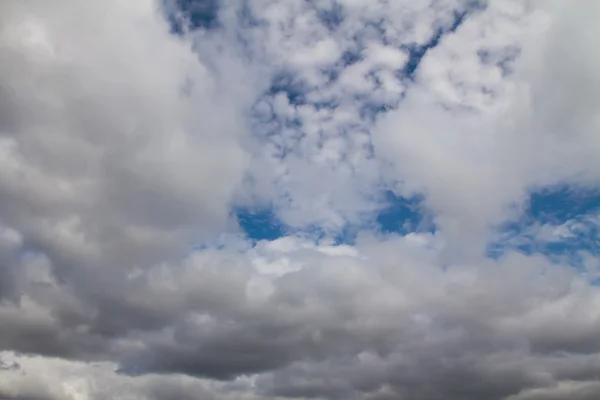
<box><xmin>377</xmin><ymin>191</ymin><xmax>434</xmax><ymax>235</ymax></box>
<box><xmin>488</xmin><ymin>185</ymin><xmax>600</xmax><ymax>265</ymax></box>
<box><xmin>400</xmin><ymin>4</ymin><xmax>484</xmax><ymax>79</ymax></box>
<box><xmin>166</xmin><ymin>0</ymin><xmax>219</xmax><ymax>34</ymax></box>
<box><xmin>236</xmin><ymin>185</ymin><xmax>600</xmax><ymax>262</ymax></box>
<box><xmin>236</xmin><ymin>207</ymin><xmax>287</xmax><ymax>242</ymax></box>
<box><xmin>310</xmin><ymin>0</ymin><xmax>344</xmax><ymax>32</ymax></box>
<box><xmin>356</xmin><ymin>4</ymin><xmax>485</xmax><ymax>121</ymax></box>
<box><xmin>235</xmin><ymin>191</ymin><xmax>431</xmax><ymax>243</ymax></box>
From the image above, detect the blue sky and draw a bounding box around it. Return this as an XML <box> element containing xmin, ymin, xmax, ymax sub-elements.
<box><xmin>235</xmin><ymin>189</ymin><xmax>433</xmax><ymax>242</ymax></box>
<box><xmin>208</xmin><ymin>0</ymin><xmax>600</xmax><ymax>268</ymax></box>
<box><xmin>488</xmin><ymin>186</ymin><xmax>600</xmax><ymax>265</ymax></box>
<box><xmin>237</xmin><ymin>186</ymin><xmax>600</xmax><ymax>265</ymax></box>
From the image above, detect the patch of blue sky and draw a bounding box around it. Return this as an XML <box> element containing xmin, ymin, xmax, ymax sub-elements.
<box><xmin>249</xmin><ymin>2</ymin><xmax>486</xmax><ymax>126</ymax></box>
<box><xmin>249</xmin><ymin>74</ymin><xmax>308</xmax><ymax>155</ymax></box>
<box><xmin>340</xmin><ymin>49</ymin><xmax>362</xmax><ymax>67</ymax></box>
<box><xmin>400</xmin><ymin>3</ymin><xmax>485</xmax><ymax>80</ymax></box>
<box><xmin>164</xmin><ymin>0</ymin><xmax>220</xmax><ymax>34</ymax></box>
<box><xmin>234</xmin><ymin>190</ymin><xmax>433</xmax><ymax>244</ymax></box>
<box><xmin>267</xmin><ymin>71</ymin><xmax>310</xmax><ymax>107</ymax></box>
<box><xmin>186</xmin><ymin>207</ymin><xmax>285</xmax><ymax>254</ymax></box>
<box><xmin>234</xmin><ymin>205</ymin><xmax>355</xmax><ymax>245</ymax></box>
<box><xmin>317</xmin><ymin>3</ymin><xmax>487</xmax><ymax>121</ymax></box>
<box><xmin>292</xmin><ymin>216</ymin><xmax>377</xmax><ymax>246</ymax></box>
<box><xmin>376</xmin><ymin>191</ymin><xmax>435</xmax><ymax>236</ymax></box>
<box><xmin>236</xmin><ymin>206</ymin><xmax>288</xmax><ymax>242</ymax></box>
<box><xmin>528</xmin><ymin>186</ymin><xmax>600</xmax><ymax>223</ymax></box>
<box><xmin>359</xmin><ymin>101</ymin><xmax>393</xmax><ymax>122</ymax></box>
<box><xmin>488</xmin><ymin>185</ymin><xmax>600</xmax><ymax>266</ymax></box>
<box><xmin>310</xmin><ymin>0</ymin><xmax>344</xmax><ymax>32</ymax></box>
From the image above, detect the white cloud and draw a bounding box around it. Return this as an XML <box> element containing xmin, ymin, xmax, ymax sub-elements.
<box><xmin>372</xmin><ymin>0</ymin><xmax>600</xmax><ymax>256</ymax></box>
<box><xmin>0</xmin><ymin>0</ymin><xmax>249</xmax><ymax>276</ymax></box>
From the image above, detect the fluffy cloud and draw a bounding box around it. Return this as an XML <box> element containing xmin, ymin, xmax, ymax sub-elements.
<box><xmin>3</xmin><ymin>236</ymin><xmax>600</xmax><ymax>399</ymax></box>
<box><xmin>373</xmin><ymin>0</ymin><xmax>600</xmax><ymax>257</ymax></box>
<box><xmin>0</xmin><ymin>0</ymin><xmax>249</xmax><ymax>297</ymax></box>
<box><xmin>1</xmin><ymin>0</ymin><xmax>600</xmax><ymax>399</ymax></box>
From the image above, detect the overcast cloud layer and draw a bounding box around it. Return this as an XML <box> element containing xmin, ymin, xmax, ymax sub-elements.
<box><xmin>1</xmin><ymin>0</ymin><xmax>600</xmax><ymax>399</ymax></box>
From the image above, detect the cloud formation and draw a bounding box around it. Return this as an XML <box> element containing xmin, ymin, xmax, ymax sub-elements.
<box><xmin>1</xmin><ymin>0</ymin><xmax>600</xmax><ymax>399</ymax></box>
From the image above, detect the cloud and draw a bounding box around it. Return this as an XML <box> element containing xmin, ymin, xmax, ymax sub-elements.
<box><xmin>1</xmin><ymin>0</ymin><xmax>600</xmax><ymax>399</ymax></box>
<box><xmin>372</xmin><ymin>0</ymin><xmax>600</xmax><ymax>257</ymax></box>
<box><xmin>0</xmin><ymin>0</ymin><xmax>250</xmax><ymax>292</ymax></box>
<box><xmin>3</xmin><ymin>236</ymin><xmax>600</xmax><ymax>399</ymax></box>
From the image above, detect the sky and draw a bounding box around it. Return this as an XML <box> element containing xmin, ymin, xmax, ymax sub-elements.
<box><xmin>1</xmin><ymin>0</ymin><xmax>600</xmax><ymax>399</ymax></box>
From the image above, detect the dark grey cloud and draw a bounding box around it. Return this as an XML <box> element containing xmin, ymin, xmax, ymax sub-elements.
<box><xmin>4</xmin><ymin>234</ymin><xmax>600</xmax><ymax>400</ymax></box>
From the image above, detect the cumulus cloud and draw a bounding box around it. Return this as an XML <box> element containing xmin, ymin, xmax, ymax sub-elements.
<box><xmin>4</xmin><ymin>235</ymin><xmax>600</xmax><ymax>399</ymax></box>
<box><xmin>373</xmin><ymin>0</ymin><xmax>600</xmax><ymax>256</ymax></box>
<box><xmin>1</xmin><ymin>0</ymin><xmax>600</xmax><ymax>399</ymax></box>
<box><xmin>0</xmin><ymin>0</ymin><xmax>249</xmax><ymax>295</ymax></box>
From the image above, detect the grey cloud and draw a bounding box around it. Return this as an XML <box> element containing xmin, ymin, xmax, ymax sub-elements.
<box><xmin>0</xmin><ymin>0</ymin><xmax>249</xmax><ymax>290</ymax></box>
<box><xmin>4</xmin><ymin>237</ymin><xmax>600</xmax><ymax>399</ymax></box>
<box><xmin>508</xmin><ymin>382</ymin><xmax>600</xmax><ymax>400</ymax></box>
